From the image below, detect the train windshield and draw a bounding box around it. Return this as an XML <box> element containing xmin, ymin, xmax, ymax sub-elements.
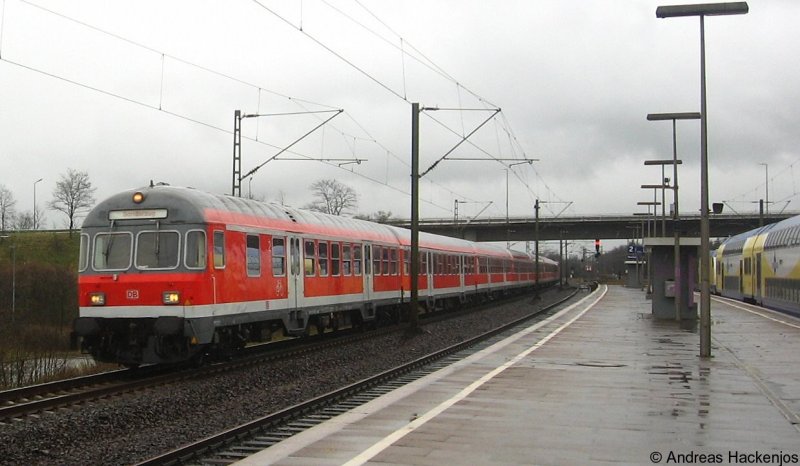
<box><xmin>94</xmin><ymin>232</ymin><xmax>133</xmax><ymax>271</ymax></box>
<box><xmin>89</xmin><ymin>229</ymin><xmax>206</xmax><ymax>272</ymax></box>
<box><xmin>136</xmin><ymin>231</ymin><xmax>180</xmax><ymax>269</ymax></box>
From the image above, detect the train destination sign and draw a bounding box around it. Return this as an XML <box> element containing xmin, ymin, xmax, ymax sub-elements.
<box><xmin>108</xmin><ymin>209</ymin><xmax>168</xmax><ymax>220</ymax></box>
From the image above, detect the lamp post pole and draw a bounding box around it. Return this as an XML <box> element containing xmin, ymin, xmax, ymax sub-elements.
<box><xmin>637</xmin><ymin>201</ymin><xmax>660</xmax><ymax>295</ymax></box>
<box><xmin>656</xmin><ymin>1</ymin><xmax>748</xmax><ymax>357</ymax></box>
<box><xmin>760</xmin><ymin>163</ymin><xmax>769</xmax><ymax>216</ymax></box>
<box><xmin>33</xmin><ymin>178</ymin><xmax>42</xmax><ymax>230</ymax></box>
<box><xmin>647</xmin><ymin>113</ymin><xmax>700</xmax><ymax>321</ymax></box>
<box><xmin>535</xmin><ymin>199</ymin><xmax>540</xmax><ymax>291</ymax></box>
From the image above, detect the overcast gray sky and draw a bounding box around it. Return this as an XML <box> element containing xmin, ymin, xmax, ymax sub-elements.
<box><xmin>1</xmin><ymin>0</ymin><xmax>798</xmax><ymax>234</ymax></box>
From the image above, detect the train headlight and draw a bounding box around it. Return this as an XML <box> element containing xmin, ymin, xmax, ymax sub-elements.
<box><xmin>162</xmin><ymin>291</ymin><xmax>180</xmax><ymax>305</ymax></box>
<box><xmin>89</xmin><ymin>292</ymin><xmax>106</xmax><ymax>306</ymax></box>
<box><xmin>132</xmin><ymin>192</ymin><xmax>145</xmax><ymax>204</ymax></box>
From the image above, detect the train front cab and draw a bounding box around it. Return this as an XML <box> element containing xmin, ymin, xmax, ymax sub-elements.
<box><xmin>75</xmin><ymin>218</ymin><xmax>214</xmax><ymax>366</ymax></box>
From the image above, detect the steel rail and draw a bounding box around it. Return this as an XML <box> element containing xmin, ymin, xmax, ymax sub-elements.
<box><xmin>135</xmin><ymin>288</ymin><xmax>580</xmax><ymax>466</ymax></box>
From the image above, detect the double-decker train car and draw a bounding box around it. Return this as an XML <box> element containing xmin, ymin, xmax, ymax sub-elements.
<box><xmin>73</xmin><ymin>185</ymin><xmax>558</xmax><ymax>366</ymax></box>
<box><xmin>715</xmin><ymin>214</ymin><xmax>800</xmax><ymax>316</ymax></box>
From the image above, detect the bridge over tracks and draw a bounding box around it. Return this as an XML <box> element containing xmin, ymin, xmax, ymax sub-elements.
<box><xmin>389</xmin><ymin>213</ymin><xmax>796</xmax><ymax>242</ymax></box>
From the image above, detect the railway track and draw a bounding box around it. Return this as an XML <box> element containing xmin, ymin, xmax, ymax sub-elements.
<box><xmin>0</xmin><ymin>329</ymin><xmax>366</xmax><ymax>422</ymax></box>
<box><xmin>135</xmin><ymin>287</ymin><xmax>580</xmax><ymax>466</ymax></box>
<box><xmin>0</xmin><ymin>289</ymin><xmax>550</xmax><ymax>423</ymax></box>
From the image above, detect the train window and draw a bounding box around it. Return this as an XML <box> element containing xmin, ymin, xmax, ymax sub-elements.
<box><xmin>305</xmin><ymin>240</ymin><xmax>316</xmax><ymax>276</ymax></box>
<box><xmin>79</xmin><ymin>234</ymin><xmax>89</xmax><ymax>272</ymax></box>
<box><xmin>331</xmin><ymin>243</ymin><xmax>340</xmax><ymax>276</ymax></box>
<box><xmin>136</xmin><ymin>231</ymin><xmax>180</xmax><ymax>269</ymax></box>
<box><xmin>382</xmin><ymin>247</ymin><xmax>390</xmax><ymax>275</ymax></box>
<box><xmin>246</xmin><ymin>235</ymin><xmax>260</xmax><ymax>277</ymax></box>
<box><xmin>213</xmin><ymin>231</ymin><xmax>225</xmax><ymax>269</ymax></box>
<box><xmin>319</xmin><ymin>242</ymin><xmax>329</xmax><ymax>277</ymax></box>
<box><xmin>272</xmin><ymin>237</ymin><xmax>286</xmax><ymax>276</ymax></box>
<box><xmin>93</xmin><ymin>232</ymin><xmax>133</xmax><ymax>271</ymax></box>
<box><xmin>390</xmin><ymin>248</ymin><xmax>398</xmax><ymax>276</ymax></box>
<box><xmin>354</xmin><ymin>243</ymin><xmax>363</xmax><ymax>275</ymax></box>
<box><xmin>403</xmin><ymin>248</ymin><xmax>410</xmax><ymax>275</ymax></box>
<box><xmin>343</xmin><ymin>243</ymin><xmax>352</xmax><ymax>275</ymax></box>
<box><xmin>421</xmin><ymin>251</ymin><xmax>428</xmax><ymax>275</ymax></box>
<box><xmin>136</xmin><ymin>231</ymin><xmax>180</xmax><ymax>270</ymax></box>
<box><xmin>185</xmin><ymin>230</ymin><xmax>207</xmax><ymax>270</ymax></box>
<box><xmin>373</xmin><ymin>245</ymin><xmax>382</xmax><ymax>275</ymax></box>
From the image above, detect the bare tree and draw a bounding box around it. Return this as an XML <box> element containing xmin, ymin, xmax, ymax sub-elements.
<box><xmin>48</xmin><ymin>169</ymin><xmax>96</xmax><ymax>234</ymax></box>
<box><xmin>0</xmin><ymin>185</ymin><xmax>16</xmax><ymax>232</ymax></box>
<box><xmin>304</xmin><ymin>179</ymin><xmax>358</xmax><ymax>216</ymax></box>
<box><xmin>275</xmin><ymin>190</ymin><xmax>288</xmax><ymax>206</ymax></box>
<box><xmin>14</xmin><ymin>211</ymin><xmax>34</xmax><ymax>230</ymax></box>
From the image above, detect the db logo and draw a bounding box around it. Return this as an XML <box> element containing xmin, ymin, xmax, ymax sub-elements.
<box><xmin>126</xmin><ymin>289</ymin><xmax>140</xmax><ymax>300</ymax></box>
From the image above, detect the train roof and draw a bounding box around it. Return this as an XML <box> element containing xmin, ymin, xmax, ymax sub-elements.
<box><xmin>83</xmin><ymin>186</ymin><xmax>520</xmax><ymax>258</ymax></box>
<box><xmin>718</xmin><ymin>216</ymin><xmax>797</xmax><ymax>248</ymax></box>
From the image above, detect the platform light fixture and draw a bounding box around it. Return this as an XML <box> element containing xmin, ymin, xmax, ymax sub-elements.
<box><xmin>647</xmin><ymin>113</ymin><xmax>700</xmax><ymax>322</ymax></box>
<box><xmin>656</xmin><ymin>1</ymin><xmax>748</xmax><ymax>358</ymax></box>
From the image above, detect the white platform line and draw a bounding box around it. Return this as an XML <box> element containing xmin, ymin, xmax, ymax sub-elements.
<box><xmin>342</xmin><ymin>285</ymin><xmax>608</xmax><ymax>466</ymax></box>
<box><xmin>712</xmin><ymin>296</ymin><xmax>800</xmax><ymax>329</ymax></box>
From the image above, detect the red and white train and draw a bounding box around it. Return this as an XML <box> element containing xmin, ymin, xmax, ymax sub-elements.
<box><xmin>73</xmin><ymin>185</ymin><xmax>559</xmax><ymax>366</ymax></box>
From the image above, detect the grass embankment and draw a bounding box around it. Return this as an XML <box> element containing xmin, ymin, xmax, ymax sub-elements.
<box><xmin>0</xmin><ymin>230</ymin><xmax>108</xmax><ymax>389</ymax></box>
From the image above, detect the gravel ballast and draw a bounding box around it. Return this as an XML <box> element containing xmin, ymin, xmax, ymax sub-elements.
<box><xmin>0</xmin><ymin>288</ymin><xmax>575</xmax><ymax>466</ymax></box>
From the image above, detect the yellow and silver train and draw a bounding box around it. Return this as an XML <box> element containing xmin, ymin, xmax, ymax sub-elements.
<box><xmin>715</xmin><ymin>214</ymin><xmax>800</xmax><ymax>316</ymax></box>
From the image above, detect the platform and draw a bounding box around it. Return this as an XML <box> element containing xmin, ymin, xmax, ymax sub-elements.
<box><xmin>235</xmin><ymin>285</ymin><xmax>800</xmax><ymax>465</ymax></box>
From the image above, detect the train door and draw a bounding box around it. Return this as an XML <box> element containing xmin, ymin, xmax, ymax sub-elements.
<box><xmin>425</xmin><ymin>251</ymin><xmax>434</xmax><ymax>296</ymax></box>
<box><xmin>459</xmin><ymin>255</ymin><xmax>465</xmax><ymax>289</ymax></box>
<box><xmin>755</xmin><ymin>253</ymin><xmax>762</xmax><ymax>301</ymax></box>
<box><xmin>363</xmin><ymin>243</ymin><xmax>373</xmax><ymax>301</ymax></box>
<box><xmin>739</xmin><ymin>260</ymin><xmax>744</xmax><ymax>293</ymax></box>
<box><xmin>287</xmin><ymin>236</ymin><xmax>304</xmax><ymax>309</ymax></box>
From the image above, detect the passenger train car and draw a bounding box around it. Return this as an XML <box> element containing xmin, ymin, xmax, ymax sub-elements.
<box><xmin>715</xmin><ymin>214</ymin><xmax>800</xmax><ymax>316</ymax></box>
<box><xmin>73</xmin><ymin>186</ymin><xmax>559</xmax><ymax>366</ymax></box>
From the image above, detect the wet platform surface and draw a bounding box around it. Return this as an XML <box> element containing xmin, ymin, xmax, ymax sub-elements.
<box><xmin>236</xmin><ymin>285</ymin><xmax>800</xmax><ymax>465</ymax></box>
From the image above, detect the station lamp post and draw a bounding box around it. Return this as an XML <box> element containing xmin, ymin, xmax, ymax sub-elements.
<box><xmin>635</xmin><ymin>206</ymin><xmax>658</xmax><ymax>293</ymax></box>
<box><xmin>759</xmin><ymin>162</ymin><xmax>769</xmax><ymax>216</ymax></box>
<box><xmin>642</xmin><ymin>181</ymin><xmax>673</xmax><ymax>236</ymax></box>
<box><xmin>656</xmin><ymin>1</ymin><xmax>748</xmax><ymax>357</ymax></box>
<box><xmin>637</xmin><ymin>201</ymin><xmax>660</xmax><ymax>239</ymax></box>
<box><xmin>647</xmin><ymin>112</ymin><xmax>700</xmax><ymax>322</ymax></box>
<box><xmin>33</xmin><ymin>178</ymin><xmax>42</xmax><ymax>230</ymax></box>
